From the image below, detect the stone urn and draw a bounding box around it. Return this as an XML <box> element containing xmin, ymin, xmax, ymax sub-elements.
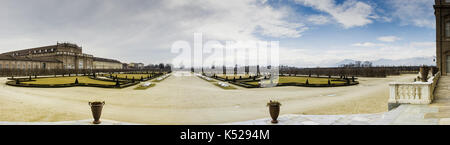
<box><xmin>89</xmin><ymin>101</ymin><xmax>105</xmax><ymax>124</ymax></box>
<box><xmin>420</xmin><ymin>66</ymin><xmax>430</xmax><ymax>82</ymax></box>
<box><xmin>432</xmin><ymin>67</ymin><xmax>439</xmax><ymax>76</ymax></box>
<box><xmin>267</xmin><ymin>100</ymin><xmax>281</xmax><ymax>124</ymax></box>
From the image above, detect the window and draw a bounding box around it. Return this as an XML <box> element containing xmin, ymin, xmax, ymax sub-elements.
<box><xmin>446</xmin><ymin>22</ymin><xmax>450</xmax><ymax>37</ymax></box>
<box><xmin>79</xmin><ymin>61</ymin><xmax>84</xmax><ymax>68</ymax></box>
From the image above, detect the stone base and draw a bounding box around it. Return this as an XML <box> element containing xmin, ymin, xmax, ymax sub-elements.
<box><xmin>388</xmin><ymin>103</ymin><xmax>400</xmax><ymax>111</ymax></box>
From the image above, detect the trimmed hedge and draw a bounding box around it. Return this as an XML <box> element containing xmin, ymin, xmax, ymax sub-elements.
<box><xmin>6</xmin><ymin>76</ymin><xmax>140</xmax><ymax>89</ymax></box>
<box><xmin>205</xmin><ymin>74</ymin><xmax>359</xmax><ymax>88</ymax></box>
<box><xmin>104</xmin><ymin>73</ymin><xmax>164</xmax><ymax>82</ymax></box>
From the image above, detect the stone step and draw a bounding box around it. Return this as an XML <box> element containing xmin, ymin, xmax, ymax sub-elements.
<box><xmin>436</xmin><ymin>85</ymin><xmax>450</xmax><ymax>88</ymax></box>
<box><xmin>436</xmin><ymin>91</ymin><xmax>450</xmax><ymax>94</ymax></box>
<box><xmin>429</xmin><ymin>102</ymin><xmax>450</xmax><ymax>107</ymax></box>
<box><xmin>439</xmin><ymin>107</ymin><xmax>450</xmax><ymax>113</ymax></box>
<box><xmin>435</xmin><ymin>96</ymin><xmax>450</xmax><ymax>99</ymax></box>
<box><xmin>434</xmin><ymin>99</ymin><xmax>450</xmax><ymax>103</ymax></box>
<box><xmin>439</xmin><ymin>118</ymin><xmax>450</xmax><ymax>125</ymax></box>
<box><xmin>424</xmin><ymin>113</ymin><xmax>450</xmax><ymax>119</ymax></box>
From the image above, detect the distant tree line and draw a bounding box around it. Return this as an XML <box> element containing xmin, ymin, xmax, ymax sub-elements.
<box><xmin>195</xmin><ymin>64</ymin><xmax>432</xmax><ymax>78</ymax></box>
<box><xmin>279</xmin><ymin>65</ymin><xmax>428</xmax><ymax>78</ymax></box>
<box><xmin>0</xmin><ymin>63</ymin><xmax>172</xmax><ymax>77</ymax></box>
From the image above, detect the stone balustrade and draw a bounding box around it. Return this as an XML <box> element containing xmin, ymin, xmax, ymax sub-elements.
<box><xmin>389</xmin><ymin>72</ymin><xmax>441</xmax><ymax>106</ymax></box>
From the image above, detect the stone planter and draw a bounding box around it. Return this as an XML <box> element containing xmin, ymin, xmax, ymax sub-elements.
<box><xmin>420</xmin><ymin>66</ymin><xmax>430</xmax><ymax>82</ymax></box>
<box><xmin>89</xmin><ymin>101</ymin><xmax>105</xmax><ymax>124</ymax></box>
<box><xmin>267</xmin><ymin>101</ymin><xmax>281</xmax><ymax>124</ymax></box>
<box><xmin>269</xmin><ymin>105</ymin><xmax>280</xmax><ymax>123</ymax></box>
<box><xmin>432</xmin><ymin>67</ymin><xmax>439</xmax><ymax>76</ymax></box>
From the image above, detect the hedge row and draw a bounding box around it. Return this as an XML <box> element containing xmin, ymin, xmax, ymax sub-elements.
<box><xmin>276</xmin><ymin>81</ymin><xmax>359</xmax><ymax>87</ymax></box>
<box><xmin>0</xmin><ymin>68</ymin><xmax>171</xmax><ymax>77</ymax></box>
<box><xmin>6</xmin><ymin>76</ymin><xmax>140</xmax><ymax>89</ymax></box>
<box><xmin>205</xmin><ymin>74</ymin><xmax>359</xmax><ymax>88</ymax></box>
<box><xmin>104</xmin><ymin>73</ymin><xmax>164</xmax><ymax>82</ymax></box>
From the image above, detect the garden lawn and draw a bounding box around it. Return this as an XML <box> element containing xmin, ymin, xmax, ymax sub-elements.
<box><xmin>217</xmin><ymin>74</ymin><xmax>252</xmax><ymax>80</ymax></box>
<box><xmin>22</xmin><ymin>76</ymin><xmax>115</xmax><ymax>85</ymax></box>
<box><xmin>242</xmin><ymin>76</ymin><xmax>346</xmax><ymax>86</ymax></box>
<box><xmin>278</xmin><ymin>76</ymin><xmax>346</xmax><ymax>85</ymax></box>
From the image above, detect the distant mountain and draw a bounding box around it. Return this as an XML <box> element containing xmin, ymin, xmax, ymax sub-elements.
<box><xmin>334</xmin><ymin>57</ymin><xmax>435</xmax><ymax>67</ymax></box>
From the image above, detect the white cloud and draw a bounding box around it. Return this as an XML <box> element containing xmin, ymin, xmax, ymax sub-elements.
<box><xmin>0</xmin><ymin>0</ymin><xmax>306</xmax><ymax>64</ymax></box>
<box><xmin>280</xmin><ymin>41</ymin><xmax>435</xmax><ymax>67</ymax></box>
<box><xmin>294</xmin><ymin>0</ymin><xmax>376</xmax><ymax>28</ymax></box>
<box><xmin>352</xmin><ymin>42</ymin><xmax>384</xmax><ymax>47</ymax></box>
<box><xmin>377</xmin><ymin>36</ymin><xmax>401</xmax><ymax>42</ymax></box>
<box><xmin>387</xmin><ymin>0</ymin><xmax>435</xmax><ymax>28</ymax></box>
<box><xmin>307</xmin><ymin>15</ymin><xmax>330</xmax><ymax>25</ymax></box>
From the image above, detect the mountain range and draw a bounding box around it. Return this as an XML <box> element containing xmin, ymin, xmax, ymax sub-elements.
<box><xmin>334</xmin><ymin>56</ymin><xmax>435</xmax><ymax>67</ymax></box>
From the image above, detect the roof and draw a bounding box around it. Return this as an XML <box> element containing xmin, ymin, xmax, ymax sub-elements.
<box><xmin>1</xmin><ymin>43</ymin><xmax>81</xmax><ymax>56</ymax></box>
<box><xmin>0</xmin><ymin>55</ymin><xmax>62</xmax><ymax>63</ymax></box>
<box><xmin>93</xmin><ymin>57</ymin><xmax>121</xmax><ymax>63</ymax></box>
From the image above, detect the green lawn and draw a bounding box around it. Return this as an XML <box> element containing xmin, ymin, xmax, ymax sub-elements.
<box><xmin>243</xmin><ymin>76</ymin><xmax>346</xmax><ymax>86</ymax></box>
<box><xmin>22</xmin><ymin>76</ymin><xmax>115</xmax><ymax>85</ymax></box>
<box><xmin>278</xmin><ymin>76</ymin><xmax>346</xmax><ymax>85</ymax></box>
<box><xmin>217</xmin><ymin>74</ymin><xmax>252</xmax><ymax>80</ymax></box>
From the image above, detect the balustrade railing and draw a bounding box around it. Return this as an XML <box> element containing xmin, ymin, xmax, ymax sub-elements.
<box><xmin>388</xmin><ymin>72</ymin><xmax>440</xmax><ymax>105</ymax></box>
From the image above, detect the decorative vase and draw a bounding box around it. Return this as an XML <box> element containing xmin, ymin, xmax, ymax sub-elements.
<box><xmin>432</xmin><ymin>67</ymin><xmax>439</xmax><ymax>76</ymax></box>
<box><xmin>420</xmin><ymin>66</ymin><xmax>430</xmax><ymax>82</ymax></box>
<box><xmin>269</xmin><ymin>105</ymin><xmax>280</xmax><ymax>123</ymax></box>
<box><xmin>89</xmin><ymin>101</ymin><xmax>105</xmax><ymax>124</ymax></box>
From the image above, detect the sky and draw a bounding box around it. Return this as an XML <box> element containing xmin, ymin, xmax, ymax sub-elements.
<box><xmin>0</xmin><ymin>0</ymin><xmax>437</xmax><ymax>67</ymax></box>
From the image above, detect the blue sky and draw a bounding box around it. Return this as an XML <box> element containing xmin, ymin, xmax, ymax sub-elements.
<box><xmin>0</xmin><ymin>0</ymin><xmax>437</xmax><ymax>67</ymax></box>
<box><xmin>260</xmin><ymin>0</ymin><xmax>436</xmax><ymax>66</ymax></box>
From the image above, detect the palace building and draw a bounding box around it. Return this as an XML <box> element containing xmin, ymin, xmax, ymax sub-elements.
<box><xmin>0</xmin><ymin>42</ymin><xmax>123</xmax><ymax>70</ymax></box>
<box><xmin>93</xmin><ymin>57</ymin><xmax>123</xmax><ymax>69</ymax></box>
<box><xmin>435</xmin><ymin>0</ymin><xmax>450</xmax><ymax>75</ymax></box>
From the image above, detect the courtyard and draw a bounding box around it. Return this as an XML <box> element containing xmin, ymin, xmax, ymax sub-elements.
<box><xmin>22</xmin><ymin>76</ymin><xmax>115</xmax><ymax>85</ymax></box>
<box><xmin>0</xmin><ymin>71</ymin><xmax>415</xmax><ymax>124</ymax></box>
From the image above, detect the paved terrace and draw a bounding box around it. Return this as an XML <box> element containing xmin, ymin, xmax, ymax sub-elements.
<box><xmin>1</xmin><ymin>74</ymin><xmax>448</xmax><ymax>125</ymax></box>
<box><xmin>230</xmin><ymin>75</ymin><xmax>450</xmax><ymax>125</ymax></box>
<box><xmin>0</xmin><ymin>104</ymin><xmax>444</xmax><ymax>125</ymax></box>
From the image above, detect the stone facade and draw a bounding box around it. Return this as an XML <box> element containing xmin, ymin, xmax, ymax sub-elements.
<box><xmin>128</xmin><ymin>63</ymin><xmax>145</xmax><ymax>69</ymax></box>
<box><xmin>93</xmin><ymin>57</ymin><xmax>123</xmax><ymax>69</ymax></box>
<box><xmin>0</xmin><ymin>43</ymin><xmax>121</xmax><ymax>71</ymax></box>
<box><xmin>0</xmin><ymin>55</ymin><xmax>62</xmax><ymax>70</ymax></box>
<box><xmin>435</xmin><ymin>0</ymin><xmax>450</xmax><ymax>75</ymax></box>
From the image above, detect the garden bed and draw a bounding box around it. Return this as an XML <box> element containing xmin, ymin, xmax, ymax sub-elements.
<box><xmin>6</xmin><ymin>76</ymin><xmax>139</xmax><ymax>88</ymax></box>
<box><xmin>206</xmin><ymin>74</ymin><xmax>359</xmax><ymax>88</ymax></box>
<box><xmin>103</xmin><ymin>73</ymin><xmax>163</xmax><ymax>81</ymax></box>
